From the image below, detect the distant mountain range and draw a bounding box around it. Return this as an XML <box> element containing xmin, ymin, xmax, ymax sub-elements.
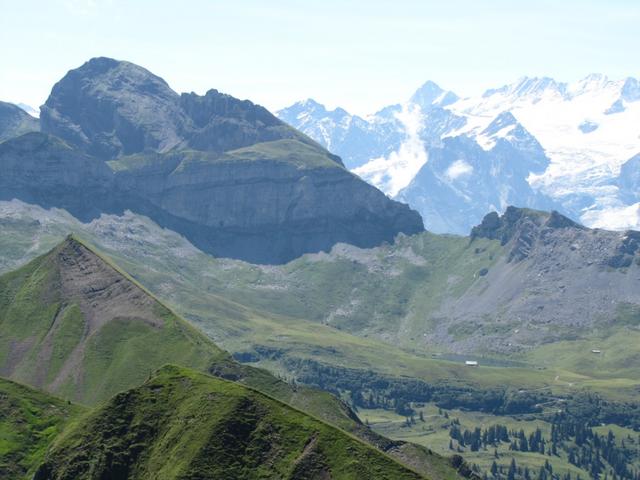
<box><xmin>2</xmin><ymin>58</ymin><xmax>640</xmax><ymax>480</ymax></box>
<box><xmin>278</xmin><ymin>75</ymin><xmax>640</xmax><ymax>234</ymax></box>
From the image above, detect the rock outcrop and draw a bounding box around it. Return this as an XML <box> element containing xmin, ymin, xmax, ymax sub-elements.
<box><xmin>471</xmin><ymin>207</ymin><xmax>585</xmax><ymax>261</ymax></box>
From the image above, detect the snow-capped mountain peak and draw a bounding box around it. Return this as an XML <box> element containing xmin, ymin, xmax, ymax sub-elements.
<box><xmin>352</xmin><ymin>103</ymin><xmax>427</xmax><ymax>197</ymax></box>
<box><xmin>475</xmin><ymin>111</ymin><xmax>519</xmax><ymax>150</ymax></box>
<box><xmin>568</xmin><ymin>73</ymin><xmax>611</xmax><ymax>97</ymax></box>
<box><xmin>277</xmin><ymin>99</ymin><xmax>356</xmax><ymax>150</ymax></box>
<box><xmin>277</xmin><ymin>74</ymin><xmax>640</xmax><ymax>234</ymax></box>
<box><xmin>482</xmin><ymin>76</ymin><xmax>567</xmax><ymax>102</ymax></box>
<box><xmin>480</xmin><ymin>111</ymin><xmax>518</xmax><ymax>136</ymax></box>
<box><xmin>410</xmin><ymin>80</ymin><xmax>458</xmax><ymax>109</ymax></box>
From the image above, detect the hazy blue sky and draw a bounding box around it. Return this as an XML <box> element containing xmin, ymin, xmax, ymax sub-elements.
<box><xmin>1</xmin><ymin>0</ymin><xmax>639</xmax><ymax>115</ymax></box>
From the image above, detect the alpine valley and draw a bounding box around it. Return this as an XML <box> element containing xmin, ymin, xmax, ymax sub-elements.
<box><xmin>1</xmin><ymin>58</ymin><xmax>639</xmax><ymax>480</ymax></box>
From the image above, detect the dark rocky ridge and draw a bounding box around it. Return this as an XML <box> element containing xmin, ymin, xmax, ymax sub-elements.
<box><xmin>2</xmin><ymin>57</ymin><xmax>423</xmax><ymax>263</ymax></box>
<box><xmin>0</xmin><ymin>101</ymin><xmax>39</xmax><ymax>142</ymax></box>
<box><xmin>471</xmin><ymin>207</ymin><xmax>584</xmax><ymax>262</ymax></box>
<box><xmin>40</xmin><ymin>57</ymin><xmax>334</xmax><ymax>161</ymax></box>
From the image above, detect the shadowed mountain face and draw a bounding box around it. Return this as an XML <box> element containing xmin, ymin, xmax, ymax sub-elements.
<box><xmin>40</xmin><ymin>57</ymin><xmax>322</xmax><ymax>161</ymax></box>
<box><xmin>0</xmin><ymin>101</ymin><xmax>39</xmax><ymax>142</ymax></box>
<box><xmin>2</xmin><ymin>57</ymin><xmax>423</xmax><ymax>264</ymax></box>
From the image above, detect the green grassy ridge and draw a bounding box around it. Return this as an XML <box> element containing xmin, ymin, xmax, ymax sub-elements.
<box><xmin>0</xmin><ymin>376</ymin><xmax>84</xmax><ymax>479</ymax></box>
<box><xmin>108</xmin><ymin>138</ymin><xmax>342</xmax><ymax>173</ymax></box>
<box><xmin>35</xmin><ymin>365</ymin><xmax>427</xmax><ymax>480</ymax></box>
<box><xmin>65</xmin><ymin>239</ymin><xmax>465</xmax><ymax>477</ymax></box>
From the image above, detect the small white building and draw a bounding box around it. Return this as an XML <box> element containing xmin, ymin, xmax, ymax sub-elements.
<box><xmin>465</xmin><ymin>360</ymin><xmax>479</xmax><ymax>367</ymax></box>
<box><xmin>591</xmin><ymin>349</ymin><xmax>602</xmax><ymax>354</ymax></box>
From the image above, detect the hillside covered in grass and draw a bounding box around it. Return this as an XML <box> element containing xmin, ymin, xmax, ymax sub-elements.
<box><xmin>0</xmin><ymin>377</ymin><xmax>83</xmax><ymax>479</ymax></box>
<box><xmin>34</xmin><ymin>365</ymin><xmax>427</xmax><ymax>480</ymax></box>
<box><xmin>0</xmin><ymin>235</ymin><xmax>463</xmax><ymax>478</ymax></box>
<box><xmin>0</xmin><ymin>235</ymin><xmax>227</xmax><ymax>404</ymax></box>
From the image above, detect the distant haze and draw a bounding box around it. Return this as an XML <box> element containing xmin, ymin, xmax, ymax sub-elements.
<box><xmin>1</xmin><ymin>0</ymin><xmax>639</xmax><ymax>116</ymax></box>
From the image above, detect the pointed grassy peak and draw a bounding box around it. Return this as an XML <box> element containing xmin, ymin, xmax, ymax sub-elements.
<box><xmin>35</xmin><ymin>364</ymin><xmax>426</xmax><ymax>480</ymax></box>
<box><xmin>0</xmin><ymin>235</ymin><xmax>226</xmax><ymax>405</ymax></box>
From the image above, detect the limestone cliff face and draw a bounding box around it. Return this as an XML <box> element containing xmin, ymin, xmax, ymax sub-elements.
<box><xmin>0</xmin><ymin>133</ymin><xmax>114</xmax><ymax>219</ymax></box>
<box><xmin>114</xmin><ymin>150</ymin><xmax>422</xmax><ymax>263</ymax></box>
<box><xmin>5</xmin><ymin>58</ymin><xmax>423</xmax><ymax>263</ymax></box>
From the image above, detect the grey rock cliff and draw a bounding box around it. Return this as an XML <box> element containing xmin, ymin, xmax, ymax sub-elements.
<box><xmin>5</xmin><ymin>58</ymin><xmax>423</xmax><ymax>263</ymax></box>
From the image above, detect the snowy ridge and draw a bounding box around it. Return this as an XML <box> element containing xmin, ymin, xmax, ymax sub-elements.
<box><xmin>352</xmin><ymin>103</ymin><xmax>427</xmax><ymax>196</ymax></box>
<box><xmin>277</xmin><ymin>74</ymin><xmax>640</xmax><ymax>234</ymax></box>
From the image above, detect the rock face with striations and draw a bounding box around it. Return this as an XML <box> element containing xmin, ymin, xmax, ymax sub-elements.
<box><xmin>6</xmin><ymin>57</ymin><xmax>424</xmax><ymax>263</ymax></box>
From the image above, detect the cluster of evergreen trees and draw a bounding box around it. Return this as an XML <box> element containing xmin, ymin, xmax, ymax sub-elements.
<box><xmin>272</xmin><ymin>356</ymin><xmax>640</xmax><ymax>479</ymax></box>
<box><xmin>550</xmin><ymin>413</ymin><xmax>636</xmax><ymax>479</ymax></box>
<box><xmin>485</xmin><ymin>457</ymin><xmax>572</xmax><ymax>480</ymax></box>
<box><xmin>280</xmin><ymin>357</ymin><xmax>640</xmax><ymax>430</ymax></box>
<box><xmin>449</xmin><ymin>421</ymin><xmax>510</xmax><ymax>452</ymax></box>
<box><xmin>449</xmin><ymin>415</ymin><xmax>639</xmax><ymax>480</ymax></box>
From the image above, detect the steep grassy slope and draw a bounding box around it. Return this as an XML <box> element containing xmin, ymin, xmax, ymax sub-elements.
<box><xmin>34</xmin><ymin>365</ymin><xmax>426</xmax><ymax>480</ymax></box>
<box><xmin>0</xmin><ymin>235</ymin><xmax>227</xmax><ymax>404</ymax></box>
<box><xmin>0</xmin><ymin>232</ymin><xmax>462</xmax><ymax>478</ymax></box>
<box><xmin>0</xmin><ymin>377</ymin><xmax>83</xmax><ymax>479</ymax></box>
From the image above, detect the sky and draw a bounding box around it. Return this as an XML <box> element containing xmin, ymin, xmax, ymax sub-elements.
<box><xmin>1</xmin><ymin>0</ymin><xmax>639</xmax><ymax>116</ymax></box>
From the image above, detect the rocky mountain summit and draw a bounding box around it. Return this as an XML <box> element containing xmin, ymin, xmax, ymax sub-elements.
<box><xmin>1</xmin><ymin>57</ymin><xmax>423</xmax><ymax>263</ymax></box>
<box><xmin>40</xmin><ymin>57</ymin><xmax>321</xmax><ymax>161</ymax></box>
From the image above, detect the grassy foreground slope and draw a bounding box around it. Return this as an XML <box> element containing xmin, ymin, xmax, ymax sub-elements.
<box><xmin>34</xmin><ymin>365</ymin><xmax>426</xmax><ymax>480</ymax></box>
<box><xmin>0</xmin><ymin>377</ymin><xmax>83</xmax><ymax>479</ymax></box>
<box><xmin>0</xmin><ymin>234</ymin><xmax>463</xmax><ymax>478</ymax></box>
